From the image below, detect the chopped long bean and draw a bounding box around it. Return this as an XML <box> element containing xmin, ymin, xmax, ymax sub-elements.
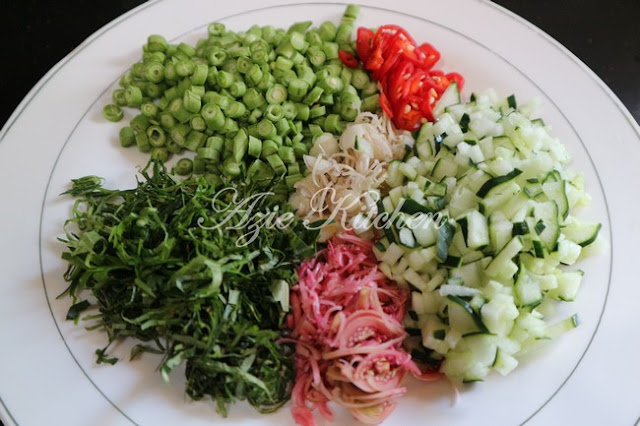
<box><xmin>174</xmin><ymin>158</ymin><xmax>193</xmax><ymax>175</ymax></box>
<box><xmin>102</xmin><ymin>104</ymin><xmax>123</xmax><ymax>122</ymax></box>
<box><xmin>104</xmin><ymin>5</ymin><xmax>372</xmax><ymax>183</ymax></box>
<box><xmin>119</xmin><ymin>126</ymin><xmax>135</xmax><ymax>147</ymax></box>
<box><xmin>146</xmin><ymin>125</ymin><xmax>166</xmax><ymax>147</ymax></box>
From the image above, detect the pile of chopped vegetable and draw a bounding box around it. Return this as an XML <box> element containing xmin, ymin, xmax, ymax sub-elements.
<box><xmin>60</xmin><ymin>162</ymin><xmax>318</xmax><ymax>415</ymax></box>
<box><xmin>289</xmin><ymin>111</ymin><xmax>409</xmax><ymax>239</ymax></box>
<box><xmin>287</xmin><ymin>233</ymin><xmax>416</xmax><ymax>425</ymax></box>
<box><xmin>103</xmin><ymin>5</ymin><xmax>381</xmax><ymax>187</ymax></box>
<box><xmin>374</xmin><ymin>86</ymin><xmax>602</xmax><ymax>382</ymax></box>
<box><xmin>350</xmin><ymin>25</ymin><xmax>463</xmax><ymax>130</ymax></box>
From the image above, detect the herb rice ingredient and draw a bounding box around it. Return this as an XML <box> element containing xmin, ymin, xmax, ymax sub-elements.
<box><xmin>60</xmin><ymin>162</ymin><xmax>318</xmax><ymax>415</ymax></box>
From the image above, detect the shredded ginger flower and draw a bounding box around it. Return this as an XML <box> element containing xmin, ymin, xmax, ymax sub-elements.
<box><xmin>287</xmin><ymin>233</ymin><xmax>416</xmax><ymax>426</ymax></box>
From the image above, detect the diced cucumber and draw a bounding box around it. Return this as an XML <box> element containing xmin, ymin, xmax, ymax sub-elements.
<box><xmin>542</xmin><ymin>180</ymin><xmax>569</xmax><ymax>220</ymax></box>
<box><xmin>426</xmin><ymin>181</ymin><xmax>448</xmax><ymax>197</ymax></box>
<box><xmin>533</xmin><ymin>201</ymin><xmax>560</xmax><ymax>251</ymax></box>
<box><xmin>407</xmin><ymin>249</ymin><xmax>428</xmax><ymax>273</ymax></box>
<box><xmin>459</xmin><ymin>210</ymin><xmax>489</xmax><ymax>249</ymax></box>
<box><xmin>382</xmin><ymin>197</ymin><xmax>394</xmax><ymax>214</ymax></box>
<box><xmin>388</xmin><ymin>187</ymin><xmax>403</xmax><ymax>208</ymax></box>
<box><xmin>546</xmin><ymin>314</ymin><xmax>580</xmax><ymax>339</ymax></box>
<box><xmin>399</xmin><ymin>227</ymin><xmax>417</xmax><ymax>248</ymax></box>
<box><xmin>477</xmin><ymin>169</ymin><xmax>523</xmax><ymax>198</ymax></box>
<box><xmin>421</xmin><ymin>316</ymin><xmax>450</xmax><ymax>355</ymax></box>
<box><xmin>489</xmin><ymin>213</ymin><xmax>514</xmax><ymax>252</ymax></box>
<box><xmin>400</xmin><ymin>198</ymin><xmax>431</xmax><ymax>215</ymax></box>
<box><xmin>433</xmin><ymin>82</ymin><xmax>461</xmax><ymax>117</ymax></box>
<box><xmin>411</xmin><ymin>218</ymin><xmax>438</xmax><ymax>247</ymax></box>
<box><xmin>480</xmin><ymin>181</ymin><xmax>521</xmax><ymax>215</ymax></box>
<box><xmin>441</xmin><ymin>350</ymin><xmax>489</xmax><ymax>383</ymax></box>
<box><xmin>450</xmin><ymin>259</ymin><xmax>484</xmax><ymax>288</ymax></box>
<box><xmin>422</xmin><ymin>291</ymin><xmax>445</xmax><ymax>315</ymax></box>
<box><xmin>399</xmin><ymin>162</ymin><xmax>418</xmax><ymax>180</ymax></box>
<box><xmin>403</xmin><ymin>268</ymin><xmax>429</xmax><ymax>292</ymax></box>
<box><xmin>521</xmin><ymin>253</ymin><xmax>560</xmax><ymax>275</ymax></box>
<box><xmin>549</xmin><ymin>270</ymin><xmax>583</xmax><ymax>301</ymax></box>
<box><xmin>446</xmin><ymin>103</ymin><xmax>467</xmax><ymax>121</ymax></box>
<box><xmin>425</xmin><ymin>269</ymin><xmax>445</xmax><ymax>291</ymax></box>
<box><xmin>478</xmin><ymin>136</ymin><xmax>495</xmax><ymax>159</ymax></box>
<box><xmin>380</xmin><ymin>243</ymin><xmax>404</xmax><ymax>266</ymax></box>
<box><xmin>554</xmin><ymin>238</ymin><xmax>582</xmax><ymax>265</ymax></box>
<box><xmin>462</xmin><ymin>250</ymin><xmax>484</xmax><ymax>264</ymax></box>
<box><xmin>459</xmin><ymin>113</ymin><xmax>471</xmax><ymax>133</ymax></box>
<box><xmin>562</xmin><ymin>218</ymin><xmax>601</xmax><ymax>247</ymax></box>
<box><xmin>449</xmin><ymin>186</ymin><xmax>480</xmax><ymax>219</ymax></box>
<box><xmin>501</xmin><ymin>194</ymin><xmax>531</xmax><ymax>221</ymax></box>
<box><xmin>493</xmin><ymin>348</ymin><xmax>519</xmax><ymax>376</ymax></box>
<box><xmin>392</xmin><ymin>256</ymin><xmax>410</xmax><ymax>277</ymax></box>
<box><xmin>380</xmin><ymin>89</ymin><xmax>602</xmax><ymax>384</ymax></box>
<box><xmin>416</xmin><ymin>122</ymin><xmax>435</xmax><ymax>158</ymax></box>
<box><xmin>565</xmin><ymin>181</ymin><xmax>584</xmax><ymax>209</ymax></box>
<box><xmin>514</xmin><ymin>265</ymin><xmax>543</xmax><ymax>308</ymax></box>
<box><xmin>378</xmin><ymin>261</ymin><xmax>393</xmax><ymax>280</ymax></box>
<box><xmin>510</xmin><ymin>312</ymin><xmax>548</xmax><ymax>343</ymax></box>
<box><xmin>493</xmin><ymin>135</ymin><xmax>514</xmax><ymax>151</ymax></box>
<box><xmin>457</xmin><ymin>168</ymin><xmax>493</xmax><ymax>193</ymax></box>
<box><xmin>439</xmin><ymin>283</ymin><xmax>483</xmax><ymax>298</ymax></box>
<box><xmin>480</xmin><ymin>293</ymin><xmax>519</xmax><ymax>336</ymax></box>
<box><xmin>460</xmin><ymin>334</ymin><xmax>499</xmax><ymax>366</ymax></box>
<box><xmin>433</xmin><ymin>113</ymin><xmax>457</xmax><ymax>136</ymax></box>
<box><xmin>447</xmin><ymin>295</ymin><xmax>488</xmax><ymax>335</ymax></box>
<box><xmin>444</xmin><ymin>133</ymin><xmax>465</xmax><ymax>148</ymax></box>
<box><xmin>436</xmin><ymin>219</ymin><xmax>456</xmax><ymax>261</ymax></box>
<box><xmin>351</xmin><ymin>213</ymin><xmax>372</xmax><ymax>234</ymax></box>
<box><xmin>534</xmin><ymin>272</ymin><xmax>558</xmax><ymax>291</ymax></box>
<box><xmin>432</xmin><ymin>157</ymin><xmax>459</xmax><ymax>181</ymax></box>
<box><xmin>485</xmin><ymin>236</ymin><xmax>523</xmax><ymax>279</ymax></box>
<box><xmin>386</xmin><ymin>160</ymin><xmax>404</xmax><ymax>187</ymax></box>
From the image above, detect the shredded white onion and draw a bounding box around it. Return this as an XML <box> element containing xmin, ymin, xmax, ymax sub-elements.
<box><xmin>289</xmin><ymin>112</ymin><xmax>411</xmax><ymax>238</ymax></box>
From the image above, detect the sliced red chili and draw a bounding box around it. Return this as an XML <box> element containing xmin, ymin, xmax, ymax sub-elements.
<box><xmin>355</xmin><ymin>23</ymin><xmax>465</xmax><ymax>130</ymax></box>
<box><xmin>446</xmin><ymin>72</ymin><xmax>465</xmax><ymax>90</ymax></box>
<box><xmin>338</xmin><ymin>50</ymin><xmax>359</xmax><ymax>69</ymax></box>
<box><xmin>376</xmin><ymin>25</ymin><xmax>415</xmax><ymax>45</ymax></box>
<box><xmin>385</xmin><ymin>60</ymin><xmax>413</xmax><ymax>100</ymax></box>
<box><xmin>356</xmin><ymin>27</ymin><xmax>375</xmax><ymax>62</ymax></box>
<box><xmin>403</xmin><ymin>71</ymin><xmax>427</xmax><ymax>100</ymax></box>
<box><xmin>394</xmin><ymin>100</ymin><xmax>422</xmax><ymax>131</ymax></box>
<box><xmin>417</xmin><ymin>43</ymin><xmax>440</xmax><ymax>68</ymax></box>
<box><xmin>378</xmin><ymin>92</ymin><xmax>394</xmax><ymax>119</ymax></box>
<box><xmin>379</xmin><ymin>43</ymin><xmax>407</xmax><ymax>79</ymax></box>
<box><xmin>417</xmin><ymin>88</ymin><xmax>438</xmax><ymax>122</ymax></box>
<box><xmin>366</xmin><ymin>45</ymin><xmax>385</xmax><ymax>72</ymax></box>
<box><xmin>427</xmin><ymin>70</ymin><xmax>451</xmax><ymax>93</ymax></box>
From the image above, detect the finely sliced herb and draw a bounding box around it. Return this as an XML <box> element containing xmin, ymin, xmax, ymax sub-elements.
<box><xmin>65</xmin><ymin>300</ymin><xmax>90</xmax><ymax>321</ymax></box>
<box><xmin>59</xmin><ymin>161</ymin><xmax>318</xmax><ymax>416</ymax></box>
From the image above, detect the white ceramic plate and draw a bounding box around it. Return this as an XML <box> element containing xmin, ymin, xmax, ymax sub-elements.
<box><xmin>1</xmin><ymin>1</ymin><xmax>639</xmax><ymax>425</ymax></box>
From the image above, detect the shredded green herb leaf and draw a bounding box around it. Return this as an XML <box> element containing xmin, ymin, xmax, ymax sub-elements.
<box><xmin>59</xmin><ymin>161</ymin><xmax>318</xmax><ymax>415</ymax></box>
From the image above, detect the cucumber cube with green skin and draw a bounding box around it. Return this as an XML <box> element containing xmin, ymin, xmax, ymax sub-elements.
<box><xmin>375</xmin><ymin>89</ymin><xmax>600</xmax><ymax>383</ymax></box>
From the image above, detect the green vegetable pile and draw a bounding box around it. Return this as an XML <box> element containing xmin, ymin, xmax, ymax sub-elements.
<box><xmin>104</xmin><ymin>5</ymin><xmax>379</xmax><ymax>186</ymax></box>
<box><xmin>60</xmin><ymin>162</ymin><xmax>318</xmax><ymax>415</ymax></box>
